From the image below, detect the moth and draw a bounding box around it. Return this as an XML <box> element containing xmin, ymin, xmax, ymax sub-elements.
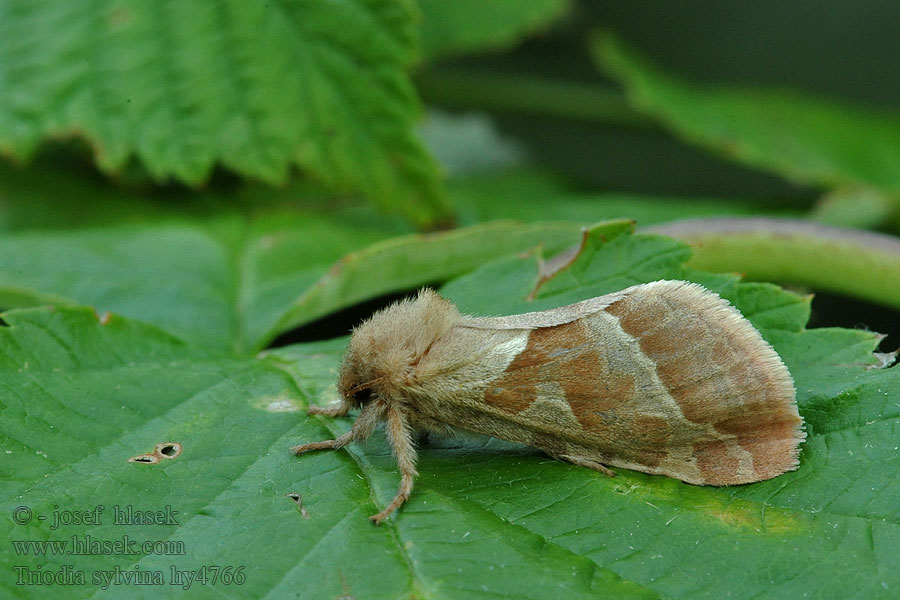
<box><xmin>292</xmin><ymin>280</ymin><xmax>805</xmax><ymax>524</ymax></box>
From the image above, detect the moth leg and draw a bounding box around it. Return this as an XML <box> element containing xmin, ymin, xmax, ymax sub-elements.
<box><xmin>291</xmin><ymin>430</ymin><xmax>354</xmax><ymax>455</ymax></box>
<box><xmin>559</xmin><ymin>454</ymin><xmax>616</xmax><ymax>478</ymax></box>
<box><xmin>308</xmin><ymin>400</ymin><xmax>352</xmax><ymax>418</ymax></box>
<box><xmin>291</xmin><ymin>401</ymin><xmax>383</xmax><ymax>455</ymax></box>
<box><xmin>370</xmin><ymin>405</ymin><xmax>418</xmax><ymax>525</ymax></box>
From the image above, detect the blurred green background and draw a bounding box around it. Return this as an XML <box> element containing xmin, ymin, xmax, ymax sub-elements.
<box><xmin>432</xmin><ymin>0</ymin><xmax>900</xmax><ymax>198</ymax></box>
<box><xmin>4</xmin><ymin>0</ymin><xmax>897</xmax><ymax>340</ymax></box>
<box><xmin>2</xmin><ymin>3</ymin><xmax>899</xmax><ymax>599</ymax></box>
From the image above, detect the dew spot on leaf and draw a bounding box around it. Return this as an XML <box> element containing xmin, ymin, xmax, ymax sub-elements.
<box><xmin>252</xmin><ymin>395</ymin><xmax>301</xmax><ymax>413</ymax></box>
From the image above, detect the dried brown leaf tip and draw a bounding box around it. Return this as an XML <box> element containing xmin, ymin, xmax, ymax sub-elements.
<box><xmin>529</xmin><ymin>227</ymin><xmax>590</xmax><ymax>300</ymax></box>
<box><xmin>128</xmin><ymin>442</ymin><xmax>182</xmax><ymax>464</ymax></box>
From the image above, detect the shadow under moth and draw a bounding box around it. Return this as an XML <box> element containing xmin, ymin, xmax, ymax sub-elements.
<box><xmin>292</xmin><ymin>280</ymin><xmax>805</xmax><ymax>524</ymax></box>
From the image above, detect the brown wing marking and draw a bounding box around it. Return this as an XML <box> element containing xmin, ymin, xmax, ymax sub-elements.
<box><xmin>605</xmin><ymin>281</ymin><xmax>803</xmax><ymax>483</ymax></box>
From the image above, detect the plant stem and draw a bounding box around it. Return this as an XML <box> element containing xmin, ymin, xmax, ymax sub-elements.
<box><xmin>415</xmin><ymin>68</ymin><xmax>657</xmax><ymax>128</ymax></box>
<box><xmin>647</xmin><ymin>217</ymin><xmax>900</xmax><ymax>310</ymax></box>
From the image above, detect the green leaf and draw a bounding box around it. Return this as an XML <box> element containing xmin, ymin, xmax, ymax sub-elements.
<box><xmin>0</xmin><ymin>214</ymin><xmax>582</xmax><ymax>353</ymax></box>
<box><xmin>2</xmin><ymin>222</ymin><xmax>897</xmax><ymax>598</ymax></box>
<box><xmin>417</xmin><ymin>0</ymin><xmax>570</xmax><ymax>59</ymax></box>
<box><xmin>593</xmin><ymin>32</ymin><xmax>900</xmax><ymax>193</ymax></box>
<box><xmin>0</xmin><ymin>156</ymin><xmax>409</xmax><ymax>233</ymax></box>
<box><xmin>274</xmin><ymin>220</ymin><xmax>583</xmax><ymax>337</ymax></box>
<box><xmin>0</xmin><ymin>0</ymin><xmax>449</xmax><ymax>224</ymax></box>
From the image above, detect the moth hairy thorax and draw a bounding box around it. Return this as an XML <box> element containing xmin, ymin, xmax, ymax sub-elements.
<box><xmin>338</xmin><ymin>290</ymin><xmax>459</xmax><ymax>410</ymax></box>
<box><xmin>292</xmin><ymin>283</ymin><xmax>805</xmax><ymax>524</ymax></box>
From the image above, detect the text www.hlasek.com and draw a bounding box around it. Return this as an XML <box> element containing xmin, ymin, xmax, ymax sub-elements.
<box><xmin>13</xmin><ymin>535</ymin><xmax>185</xmax><ymax>557</ymax></box>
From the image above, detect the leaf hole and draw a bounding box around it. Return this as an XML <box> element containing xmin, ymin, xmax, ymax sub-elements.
<box><xmin>155</xmin><ymin>442</ymin><xmax>182</xmax><ymax>458</ymax></box>
<box><xmin>286</xmin><ymin>492</ymin><xmax>310</xmax><ymax>518</ymax></box>
<box><xmin>128</xmin><ymin>442</ymin><xmax>182</xmax><ymax>464</ymax></box>
<box><xmin>128</xmin><ymin>454</ymin><xmax>159</xmax><ymax>464</ymax></box>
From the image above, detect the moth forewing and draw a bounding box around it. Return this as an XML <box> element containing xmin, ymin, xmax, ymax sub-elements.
<box><xmin>292</xmin><ymin>282</ymin><xmax>805</xmax><ymax>523</ymax></box>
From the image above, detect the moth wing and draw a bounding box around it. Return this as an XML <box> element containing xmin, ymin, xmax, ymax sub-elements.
<box><xmin>464</xmin><ymin>280</ymin><xmax>803</xmax><ymax>485</ymax></box>
<box><xmin>456</xmin><ymin>289</ymin><xmax>628</xmax><ymax>330</ymax></box>
<box><xmin>601</xmin><ymin>280</ymin><xmax>804</xmax><ymax>484</ymax></box>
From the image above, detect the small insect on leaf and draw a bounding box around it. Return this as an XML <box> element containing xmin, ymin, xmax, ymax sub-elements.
<box><xmin>292</xmin><ymin>281</ymin><xmax>805</xmax><ymax>524</ymax></box>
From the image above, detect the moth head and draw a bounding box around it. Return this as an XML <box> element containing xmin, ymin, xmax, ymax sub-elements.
<box><xmin>339</xmin><ymin>289</ymin><xmax>460</xmax><ymax>405</ymax></box>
